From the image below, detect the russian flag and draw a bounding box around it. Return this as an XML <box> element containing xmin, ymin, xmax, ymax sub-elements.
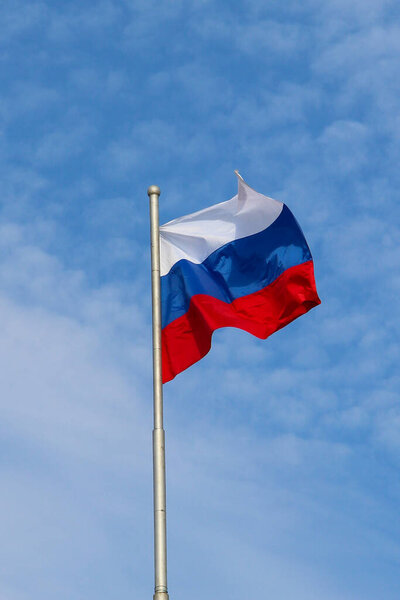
<box><xmin>160</xmin><ymin>176</ymin><xmax>320</xmax><ymax>383</ymax></box>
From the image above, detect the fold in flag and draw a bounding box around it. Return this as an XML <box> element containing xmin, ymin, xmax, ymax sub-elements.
<box><xmin>160</xmin><ymin>175</ymin><xmax>321</xmax><ymax>383</ymax></box>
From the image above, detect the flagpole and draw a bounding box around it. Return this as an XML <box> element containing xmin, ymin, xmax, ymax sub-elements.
<box><xmin>147</xmin><ymin>185</ymin><xmax>169</xmax><ymax>600</ymax></box>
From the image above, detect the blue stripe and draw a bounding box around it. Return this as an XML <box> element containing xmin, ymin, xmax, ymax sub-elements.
<box><xmin>161</xmin><ymin>205</ymin><xmax>312</xmax><ymax>328</ymax></box>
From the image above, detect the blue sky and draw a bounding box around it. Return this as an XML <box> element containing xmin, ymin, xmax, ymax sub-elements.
<box><xmin>1</xmin><ymin>1</ymin><xmax>399</xmax><ymax>598</ymax></box>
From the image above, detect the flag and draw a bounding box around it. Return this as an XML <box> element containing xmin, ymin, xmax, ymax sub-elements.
<box><xmin>160</xmin><ymin>175</ymin><xmax>320</xmax><ymax>383</ymax></box>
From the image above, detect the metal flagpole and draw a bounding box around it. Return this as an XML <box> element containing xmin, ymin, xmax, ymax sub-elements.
<box><xmin>147</xmin><ymin>185</ymin><xmax>169</xmax><ymax>600</ymax></box>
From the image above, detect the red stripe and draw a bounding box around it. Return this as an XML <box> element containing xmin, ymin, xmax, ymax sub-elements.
<box><xmin>161</xmin><ymin>261</ymin><xmax>321</xmax><ymax>383</ymax></box>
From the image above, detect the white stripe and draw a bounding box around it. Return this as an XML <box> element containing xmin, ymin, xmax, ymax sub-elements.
<box><xmin>159</xmin><ymin>176</ymin><xmax>283</xmax><ymax>277</ymax></box>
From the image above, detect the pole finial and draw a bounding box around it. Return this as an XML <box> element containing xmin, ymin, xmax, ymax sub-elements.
<box><xmin>148</xmin><ymin>185</ymin><xmax>161</xmax><ymax>197</ymax></box>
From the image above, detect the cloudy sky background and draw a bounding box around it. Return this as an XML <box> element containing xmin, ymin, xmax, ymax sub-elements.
<box><xmin>1</xmin><ymin>1</ymin><xmax>400</xmax><ymax>598</ymax></box>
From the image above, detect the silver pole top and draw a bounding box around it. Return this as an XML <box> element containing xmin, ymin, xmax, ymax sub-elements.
<box><xmin>148</xmin><ymin>185</ymin><xmax>161</xmax><ymax>197</ymax></box>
